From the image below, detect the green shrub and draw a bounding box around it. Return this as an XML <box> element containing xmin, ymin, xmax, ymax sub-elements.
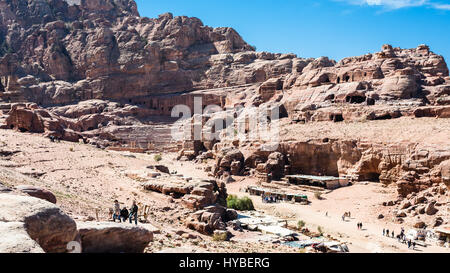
<box><xmin>212</xmin><ymin>232</ymin><xmax>228</xmax><ymax>242</ymax></box>
<box><xmin>317</xmin><ymin>226</ymin><xmax>324</xmax><ymax>236</ymax></box>
<box><xmin>297</xmin><ymin>220</ymin><xmax>306</xmax><ymax>230</ymax></box>
<box><xmin>154</xmin><ymin>154</ymin><xmax>162</xmax><ymax>162</ymax></box>
<box><xmin>226</xmin><ymin>195</ymin><xmax>254</xmax><ymax>211</ymax></box>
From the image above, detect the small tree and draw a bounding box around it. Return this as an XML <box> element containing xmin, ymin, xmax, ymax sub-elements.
<box><xmin>297</xmin><ymin>220</ymin><xmax>306</xmax><ymax>230</ymax></box>
<box><xmin>154</xmin><ymin>154</ymin><xmax>162</xmax><ymax>162</ymax></box>
<box><xmin>318</xmin><ymin>226</ymin><xmax>324</xmax><ymax>236</ymax></box>
<box><xmin>227</xmin><ymin>195</ymin><xmax>254</xmax><ymax>211</ymax></box>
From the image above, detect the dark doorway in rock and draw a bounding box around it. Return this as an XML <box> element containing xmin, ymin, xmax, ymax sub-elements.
<box><xmin>337</xmin><ymin>77</ymin><xmax>341</xmax><ymax>84</ymax></box>
<box><xmin>367</xmin><ymin>98</ymin><xmax>375</xmax><ymax>106</ymax></box>
<box><xmin>278</xmin><ymin>104</ymin><xmax>289</xmax><ymax>118</ymax></box>
<box><xmin>0</xmin><ymin>81</ymin><xmax>4</xmax><ymax>92</ymax></box>
<box><xmin>365</xmin><ymin>172</ymin><xmax>380</xmax><ymax>182</ymax></box>
<box><xmin>325</xmin><ymin>94</ymin><xmax>335</xmax><ymax>101</ymax></box>
<box><xmin>344</xmin><ymin>75</ymin><xmax>350</xmax><ymax>82</ymax></box>
<box><xmin>319</xmin><ymin>74</ymin><xmax>330</xmax><ymax>84</ymax></box>
<box><xmin>346</xmin><ymin>95</ymin><xmax>366</xmax><ymax>104</ymax></box>
<box><xmin>330</xmin><ymin>114</ymin><xmax>344</xmax><ymax>122</ymax></box>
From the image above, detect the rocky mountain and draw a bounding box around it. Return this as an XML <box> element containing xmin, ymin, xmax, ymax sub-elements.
<box><xmin>0</xmin><ymin>0</ymin><xmax>449</xmax><ymax>252</ymax></box>
<box><xmin>0</xmin><ymin>0</ymin><xmax>298</xmax><ymax>105</ymax></box>
<box><xmin>0</xmin><ymin>0</ymin><xmax>449</xmax><ymax>199</ymax></box>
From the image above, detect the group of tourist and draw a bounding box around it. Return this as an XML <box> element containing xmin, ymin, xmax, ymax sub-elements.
<box><xmin>342</xmin><ymin>211</ymin><xmax>351</xmax><ymax>221</ymax></box>
<box><xmin>261</xmin><ymin>194</ymin><xmax>281</xmax><ymax>204</ymax></box>
<box><xmin>48</xmin><ymin>135</ymin><xmax>61</xmax><ymax>143</ymax></box>
<box><xmin>384</xmin><ymin>227</ymin><xmax>417</xmax><ymax>250</ymax></box>
<box><xmin>383</xmin><ymin>228</ymin><xmax>395</xmax><ymax>238</ymax></box>
<box><xmin>111</xmin><ymin>200</ymin><xmax>139</xmax><ymax>225</ymax></box>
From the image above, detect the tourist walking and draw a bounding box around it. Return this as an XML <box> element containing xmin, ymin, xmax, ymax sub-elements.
<box><xmin>386</xmin><ymin>229</ymin><xmax>390</xmax><ymax>237</ymax></box>
<box><xmin>129</xmin><ymin>201</ymin><xmax>139</xmax><ymax>225</ymax></box>
<box><xmin>383</xmin><ymin>228</ymin><xmax>385</xmax><ymax>236</ymax></box>
<box><xmin>412</xmin><ymin>241</ymin><xmax>416</xmax><ymax>250</ymax></box>
<box><xmin>112</xmin><ymin>200</ymin><xmax>121</xmax><ymax>222</ymax></box>
<box><xmin>392</xmin><ymin>231</ymin><xmax>395</xmax><ymax>238</ymax></box>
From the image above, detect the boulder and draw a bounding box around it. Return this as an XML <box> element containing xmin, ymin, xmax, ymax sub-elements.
<box><xmin>396</xmin><ymin>211</ymin><xmax>407</xmax><ymax>218</ymax></box>
<box><xmin>0</xmin><ymin>222</ymin><xmax>45</xmax><ymax>253</ymax></box>
<box><xmin>214</xmin><ymin>149</ymin><xmax>244</xmax><ymax>177</ymax></box>
<box><xmin>418</xmin><ymin>206</ymin><xmax>426</xmax><ymax>214</ymax></box>
<box><xmin>16</xmin><ymin>185</ymin><xmax>57</xmax><ymax>204</ymax></box>
<box><xmin>425</xmin><ymin>201</ymin><xmax>439</xmax><ymax>216</ymax></box>
<box><xmin>225</xmin><ymin>209</ymin><xmax>238</xmax><ymax>221</ymax></box>
<box><xmin>76</xmin><ymin>222</ymin><xmax>153</xmax><ymax>253</ymax></box>
<box><xmin>0</xmin><ymin>194</ymin><xmax>77</xmax><ymax>253</ymax></box>
<box><xmin>400</xmin><ymin>200</ymin><xmax>412</xmax><ymax>210</ymax></box>
<box><xmin>185</xmin><ymin>205</ymin><xmax>230</xmax><ymax>235</ymax></box>
<box><xmin>154</xmin><ymin>165</ymin><xmax>170</xmax><ymax>174</ymax></box>
<box><xmin>433</xmin><ymin>217</ymin><xmax>444</xmax><ymax>227</ymax></box>
<box><xmin>414</xmin><ymin>221</ymin><xmax>426</xmax><ymax>229</ymax></box>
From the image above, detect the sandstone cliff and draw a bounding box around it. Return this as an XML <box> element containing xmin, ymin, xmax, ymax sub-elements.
<box><xmin>0</xmin><ymin>0</ymin><xmax>299</xmax><ymax>105</ymax></box>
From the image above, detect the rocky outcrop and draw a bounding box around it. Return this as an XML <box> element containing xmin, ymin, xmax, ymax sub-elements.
<box><xmin>0</xmin><ymin>0</ymin><xmax>297</xmax><ymax>106</ymax></box>
<box><xmin>213</xmin><ymin>148</ymin><xmax>244</xmax><ymax>177</ymax></box>
<box><xmin>185</xmin><ymin>204</ymin><xmax>238</xmax><ymax>235</ymax></box>
<box><xmin>16</xmin><ymin>185</ymin><xmax>57</xmax><ymax>204</ymax></box>
<box><xmin>5</xmin><ymin>103</ymin><xmax>83</xmax><ymax>142</ymax></box>
<box><xmin>282</xmin><ymin>44</ymin><xmax>449</xmax><ymax>124</ymax></box>
<box><xmin>0</xmin><ymin>193</ymin><xmax>77</xmax><ymax>253</ymax></box>
<box><xmin>143</xmin><ymin>178</ymin><xmax>227</xmax><ymax>210</ymax></box>
<box><xmin>0</xmin><ymin>222</ymin><xmax>44</xmax><ymax>253</ymax></box>
<box><xmin>76</xmin><ymin>222</ymin><xmax>153</xmax><ymax>253</ymax></box>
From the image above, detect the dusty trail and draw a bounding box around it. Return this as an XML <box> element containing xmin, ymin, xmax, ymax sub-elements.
<box><xmin>226</xmin><ymin>179</ymin><xmax>448</xmax><ymax>253</ymax></box>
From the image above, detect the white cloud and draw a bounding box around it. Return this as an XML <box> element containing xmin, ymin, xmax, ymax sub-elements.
<box><xmin>363</xmin><ymin>0</ymin><xmax>428</xmax><ymax>9</ymax></box>
<box><xmin>341</xmin><ymin>0</ymin><xmax>450</xmax><ymax>10</ymax></box>
<box><xmin>433</xmin><ymin>3</ymin><xmax>450</xmax><ymax>9</ymax></box>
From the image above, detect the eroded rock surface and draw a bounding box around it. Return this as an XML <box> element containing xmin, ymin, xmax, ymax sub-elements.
<box><xmin>0</xmin><ymin>193</ymin><xmax>77</xmax><ymax>253</ymax></box>
<box><xmin>16</xmin><ymin>185</ymin><xmax>57</xmax><ymax>204</ymax></box>
<box><xmin>76</xmin><ymin>222</ymin><xmax>153</xmax><ymax>253</ymax></box>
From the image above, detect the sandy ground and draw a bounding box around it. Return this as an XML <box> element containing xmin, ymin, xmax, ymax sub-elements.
<box><xmin>226</xmin><ymin>178</ymin><xmax>449</xmax><ymax>253</ymax></box>
<box><xmin>0</xmin><ymin>130</ymin><xmax>298</xmax><ymax>253</ymax></box>
<box><xmin>0</xmin><ymin>128</ymin><xmax>448</xmax><ymax>253</ymax></box>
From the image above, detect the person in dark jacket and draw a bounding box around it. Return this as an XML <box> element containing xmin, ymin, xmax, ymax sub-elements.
<box><xmin>129</xmin><ymin>201</ymin><xmax>138</xmax><ymax>225</ymax></box>
<box><xmin>120</xmin><ymin>207</ymin><xmax>129</xmax><ymax>223</ymax></box>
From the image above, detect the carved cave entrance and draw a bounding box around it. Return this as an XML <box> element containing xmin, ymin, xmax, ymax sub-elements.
<box><xmin>346</xmin><ymin>95</ymin><xmax>366</xmax><ymax>104</ymax></box>
<box><xmin>361</xmin><ymin>172</ymin><xmax>380</xmax><ymax>182</ymax></box>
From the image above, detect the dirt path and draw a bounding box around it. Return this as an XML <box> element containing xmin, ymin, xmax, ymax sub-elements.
<box><xmin>226</xmin><ymin>179</ymin><xmax>448</xmax><ymax>253</ymax></box>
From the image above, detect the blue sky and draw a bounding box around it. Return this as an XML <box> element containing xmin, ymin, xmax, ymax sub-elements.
<box><xmin>135</xmin><ymin>0</ymin><xmax>450</xmax><ymax>64</ymax></box>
